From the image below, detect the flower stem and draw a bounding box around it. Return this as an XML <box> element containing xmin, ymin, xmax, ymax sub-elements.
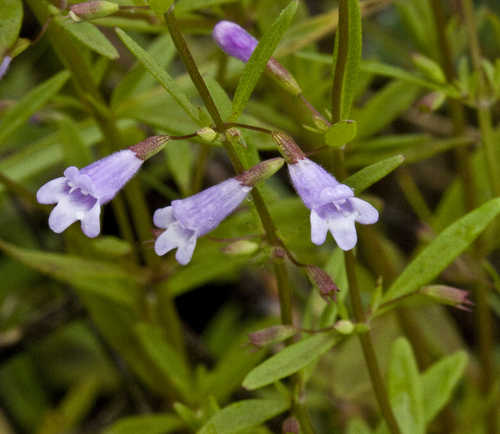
<box><xmin>330</xmin><ymin>1</ymin><xmax>400</xmax><ymax>432</ymax></box>
<box><xmin>345</xmin><ymin>251</ymin><xmax>401</xmax><ymax>434</ymax></box>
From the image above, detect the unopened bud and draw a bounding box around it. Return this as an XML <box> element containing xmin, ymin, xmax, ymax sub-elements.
<box><xmin>236</xmin><ymin>157</ymin><xmax>284</xmax><ymax>186</ymax></box>
<box><xmin>266</xmin><ymin>58</ymin><xmax>302</xmax><ymax>96</ymax></box>
<box><xmin>282</xmin><ymin>416</ymin><xmax>300</xmax><ymax>433</ymax></box>
<box><xmin>313</xmin><ymin>114</ymin><xmax>330</xmax><ymax>132</ymax></box>
<box><xmin>197</xmin><ymin>127</ymin><xmax>218</xmax><ymax>143</ymax></box>
<box><xmin>69</xmin><ymin>1</ymin><xmax>119</xmax><ymax>22</ymax></box>
<box><xmin>248</xmin><ymin>325</ymin><xmax>296</xmax><ymax>348</ymax></box>
<box><xmin>417</xmin><ymin>91</ymin><xmax>446</xmax><ymax>112</ymax></box>
<box><xmin>271</xmin><ymin>131</ymin><xmax>306</xmax><ymax>164</ymax></box>
<box><xmin>222</xmin><ymin>240</ymin><xmax>259</xmax><ymax>256</ymax></box>
<box><xmin>130</xmin><ymin>135</ymin><xmax>169</xmax><ymax>160</ymax></box>
<box><xmin>334</xmin><ymin>319</ymin><xmax>354</xmax><ymax>335</ymax></box>
<box><xmin>420</xmin><ymin>285</ymin><xmax>473</xmax><ymax>311</ymax></box>
<box><xmin>306</xmin><ymin>265</ymin><xmax>339</xmax><ymax>302</ymax></box>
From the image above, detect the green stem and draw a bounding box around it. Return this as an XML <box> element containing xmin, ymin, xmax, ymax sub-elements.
<box><xmin>345</xmin><ymin>251</ymin><xmax>402</xmax><ymax>434</ymax></box>
<box><xmin>331</xmin><ymin>2</ymin><xmax>400</xmax><ymax>432</ymax></box>
<box><xmin>165</xmin><ymin>7</ymin><xmax>223</xmax><ymax>130</ymax></box>
<box><xmin>331</xmin><ymin>0</ymin><xmax>349</xmax><ymax>122</ymax></box>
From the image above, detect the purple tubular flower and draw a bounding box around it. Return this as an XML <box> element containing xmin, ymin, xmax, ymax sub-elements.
<box><xmin>288</xmin><ymin>158</ymin><xmax>379</xmax><ymax>250</ymax></box>
<box><xmin>153</xmin><ymin>179</ymin><xmax>251</xmax><ymax>265</ymax></box>
<box><xmin>37</xmin><ymin>150</ymin><xmax>143</xmax><ymax>237</ymax></box>
<box><xmin>213</xmin><ymin>20</ymin><xmax>258</xmax><ymax>62</ymax></box>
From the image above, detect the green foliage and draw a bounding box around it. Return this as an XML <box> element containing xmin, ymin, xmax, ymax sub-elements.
<box><xmin>1</xmin><ymin>0</ymin><xmax>498</xmax><ymax>432</ymax></box>
<box><xmin>243</xmin><ymin>333</ymin><xmax>339</xmax><ymax>390</ymax></box>
<box><xmin>0</xmin><ymin>0</ymin><xmax>23</xmax><ymax>54</ymax></box>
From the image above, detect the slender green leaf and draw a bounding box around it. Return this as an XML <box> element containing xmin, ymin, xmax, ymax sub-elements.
<box><xmin>422</xmin><ymin>351</ymin><xmax>468</xmax><ymax>423</ymax></box>
<box><xmin>384</xmin><ymin>198</ymin><xmax>500</xmax><ymax>302</ymax></box>
<box><xmin>134</xmin><ymin>323</ymin><xmax>192</xmax><ymax>401</ymax></box>
<box><xmin>324</xmin><ymin>120</ymin><xmax>357</xmax><ymax>148</ymax></box>
<box><xmin>55</xmin><ymin>16</ymin><xmax>118</xmax><ymax>59</ymax></box>
<box><xmin>111</xmin><ymin>34</ymin><xmax>175</xmax><ymax>107</ymax></box>
<box><xmin>331</xmin><ymin>0</ymin><xmax>362</xmax><ymax>119</ymax></box>
<box><xmin>0</xmin><ymin>0</ymin><xmax>23</xmax><ymax>54</ymax></box>
<box><xmin>243</xmin><ymin>333</ymin><xmax>338</xmax><ymax>390</ymax></box>
<box><xmin>0</xmin><ymin>71</ymin><xmax>70</xmax><ymax>146</ymax></box>
<box><xmin>115</xmin><ymin>28</ymin><xmax>199</xmax><ymax>122</ymax></box>
<box><xmin>388</xmin><ymin>338</ymin><xmax>424</xmax><ymax>434</ymax></box>
<box><xmin>345</xmin><ymin>155</ymin><xmax>405</xmax><ymax>193</ymax></box>
<box><xmin>347</xmin><ymin>418</ymin><xmax>373</xmax><ymax>434</ymax></box>
<box><xmin>231</xmin><ymin>0</ymin><xmax>298</xmax><ymax>120</ymax></box>
<box><xmin>105</xmin><ymin>414</ymin><xmax>183</xmax><ymax>434</ymax></box>
<box><xmin>198</xmin><ymin>399</ymin><xmax>289</xmax><ymax>434</ymax></box>
<box><xmin>0</xmin><ymin>239</ymin><xmax>144</xmax><ymax>306</ymax></box>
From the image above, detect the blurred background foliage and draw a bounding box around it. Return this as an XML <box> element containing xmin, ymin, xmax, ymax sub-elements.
<box><xmin>0</xmin><ymin>0</ymin><xmax>499</xmax><ymax>433</ymax></box>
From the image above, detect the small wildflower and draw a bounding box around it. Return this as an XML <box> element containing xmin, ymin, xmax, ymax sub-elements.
<box><xmin>213</xmin><ymin>21</ymin><xmax>302</xmax><ymax>95</ymax></box>
<box><xmin>154</xmin><ymin>158</ymin><xmax>284</xmax><ymax>265</ymax></box>
<box><xmin>420</xmin><ymin>285</ymin><xmax>473</xmax><ymax>311</ymax></box>
<box><xmin>272</xmin><ymin>132</ymin><xmax>378</xmax><ymax>250</ymax></box>
<box><xmin>37</xmin><ymin>136</ymin><xmax>168</xmax><ymax>237</ymax></box>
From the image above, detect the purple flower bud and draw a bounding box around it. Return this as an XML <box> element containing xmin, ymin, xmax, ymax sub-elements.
<box><xmin>0</xmin><ymin>56</ymin><xmax>12</xmax><ymax>80</ymax></box>
<box><xmin>420</xmin><ymin>285</ymin><xmax>473</xmax><ymax>311</ymax></box>
<box><xmin>288</xmin><ymin>158</ymin><xmax>379</xmax><ymax>250</ymax></box>
<box><xmin>248</xmin><ymin>325</ymin><xmax>297</xmax><ymax>348</ymax></box>
<box><xmin>153</xmin><ymin>159</ymin><xmax>284</xmax><ymax>265</ymax></box>
<box><xmin>213</xmin><ymin>21</ymin><xmax>302</xmax><ymax>95</ymax></box>
<box><xmin>37</xmin><ymin>150</ymin><xmax>143</xmax><ymax>238</ymax></box>
<box><xmin>306</xmin><ymin>265</ymin><xmax>339</xmax><ymax>302</ymax></box>
<box><xmin>213</xmin><ymin>20</ymin><xmax>258</xmax><ymax>62</ymax></box>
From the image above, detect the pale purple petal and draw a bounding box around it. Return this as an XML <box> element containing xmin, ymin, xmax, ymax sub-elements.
<box><xmin>0</xmin><ymin>56</ymin><xmax>12</xmax><ymax>80</ymax></box>
<box><xmin>48</xmin><ymin>200</ymin><xmax>79</xmax><ymax>233</ymax></box>
<box><xmin>351</xmin><ymin>197</ymin><xmax>379</xmax><ymax>224</ymax></box>
<box><xmin>81</xmin><ymin>150</ymin><xmax>143</xmax><ymax>203</ymax></box>
<box><xmin>175</xmin><ymin>234</ymin><xmax>197</xmax><ymax>265</ymax></box>
<box><xmin>153</xmin><ymin>206</ymin><xmax>175</xmax><ymax>229</ymax></box>
<box><xmin>154</xmin><ymin>223</ymin><xmax>195</xmax><ymax>256</ymax></box>
<box><xmin>328</xmin><ymin>216</ymin><xmax>357</xmax><ymax>251</ymax></box>
<box><xmin>310</xmin><ymin>210</ymin><xmax>328</xmax><ymax>245</ymax></box>
<box><xmin>319</xmin><ymin>185</ymin><xmax>353</xmax><ymax>204</ymax></box>
<box><xmin>213</xmin><ymin>21</ymin><xmax>258</xmax><ymax>62</ymax></box>
<box><xmin>288</xmin><ymin>159</ymin><xmax>341</xmax><ymax>209</ymax></box>
<box><xmin>81</xmin><ymin>203</ymin><xmax>101</xmax><ymax>238</ymax></box>
<box><xmin>172</xmin><ymin>178</ymin><xmax>251</xmax><ymax>236</ymax></box>
<box><xmin>37</xmin><ymin>178</ymin><xmax>67</xmax><ymax>204</ymax></box>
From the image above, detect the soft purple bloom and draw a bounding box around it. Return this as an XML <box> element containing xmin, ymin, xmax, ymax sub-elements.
<box><xmin>37</xmin><ymin>150</ymin><xmax>143</xmax><ymax>237</ymax></box>
<box><xmin>0</xmin><ymin>56</ymin><xmax>12</xmax><ymax>80</ymax></box>
<box><xmin>213</xmin><ymin>20</ymin><xmax>258</xmax><ymax>62</ymax></box>
<box><xmin>154</xmin><ymin>178</ymin><xmax>252</xmax><ymax>265</ymax></box>
<box><xmin>288</xmin><ymin>158</ymin><xmax>378</xmax><ymax>250</ymax></box>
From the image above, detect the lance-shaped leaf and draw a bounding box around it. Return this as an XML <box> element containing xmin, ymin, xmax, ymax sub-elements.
<box><xmin>383</xmin><ymin>197</ymin><xmax>500</xmax><ymax>302</ymax></box>
<box><xmin>0</xmin><ymin>0</ymin><xmax>23</xmax><ymax>54</ymax></box>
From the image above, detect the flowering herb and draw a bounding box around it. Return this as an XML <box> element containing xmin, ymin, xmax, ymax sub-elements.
<box><xmin>273</xmin><ymin>132</ymin><xmax>378</xmax><ymax>250</ymax></box>
<box><xmin>154</xmin><ymin>158</ymin><xmax>284</xmax><ymax>264</ymax></box>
